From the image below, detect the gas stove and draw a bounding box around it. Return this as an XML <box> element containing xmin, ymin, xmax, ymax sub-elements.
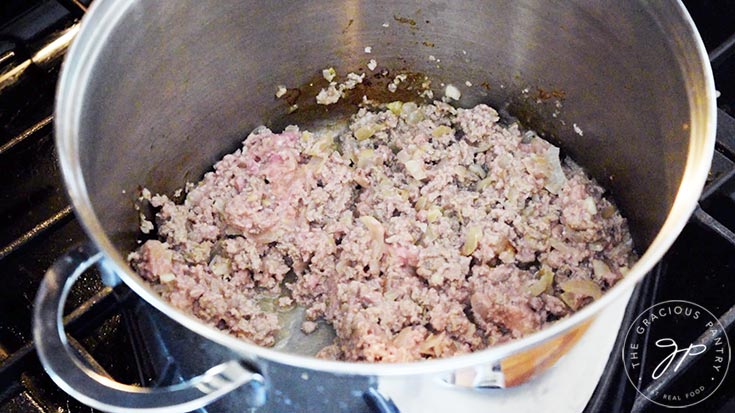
<box><xmin>0</xmin><ymin>1</ymin><xmax>733</xmax><ymax>412</ymax></box>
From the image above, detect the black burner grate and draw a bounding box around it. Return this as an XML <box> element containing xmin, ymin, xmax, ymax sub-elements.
<box><xmin>0</xmin><ymin>2</ymin><xmax>142</xmax><ymax>412</ymax></box>
<box><xmin>584</xmin><ymin>114</ymin><xmax>735</xmax><ymax>411</ymax></box>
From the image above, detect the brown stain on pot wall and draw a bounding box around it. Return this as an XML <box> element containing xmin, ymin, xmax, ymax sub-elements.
<box><xmin>281</xmin><ymin>88</ymin><xmax>301</xmax><ymax>106</ymax></box>
<box><xmin>341</xmin><ymin>18</ymin><xmax>354</xmax><ymax>34</ymax></box>
<box><xmin>393</xmin><ymin>15</ymin><xmax>417</xmax><ymax>26</ymax></box>
<box><xmin>536</xmin><ymin>87</ymin><xmax>566</xmax><ymax>101</ymax></box>
<box><xmin>270</xmin><ymin>67</ymin><xmax>433</xmax><ymax>131</ymax></box>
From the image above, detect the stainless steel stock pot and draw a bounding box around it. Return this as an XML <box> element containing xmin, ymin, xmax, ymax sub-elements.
<box><xmin>34</xmin><ymin>1</ymin><xmax>715</xmax><ymax>411</ymax></box>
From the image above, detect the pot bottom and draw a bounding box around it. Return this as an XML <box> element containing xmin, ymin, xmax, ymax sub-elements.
<box><xmin>126</xmin><ymin>285</ymin><xmax>632</xmax><ymax>413</ymax></box>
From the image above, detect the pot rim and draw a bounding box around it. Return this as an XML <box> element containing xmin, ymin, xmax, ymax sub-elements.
<box><xmin>54</xmin><ymin>0</ymin><xmax>716</xmax><ymax>376</ymax></box>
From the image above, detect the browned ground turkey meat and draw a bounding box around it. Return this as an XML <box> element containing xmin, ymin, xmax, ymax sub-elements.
<box><xmin>129</xmin><ymin>101</ymin><xmax>636</xmax><ymax>362</ymax></box>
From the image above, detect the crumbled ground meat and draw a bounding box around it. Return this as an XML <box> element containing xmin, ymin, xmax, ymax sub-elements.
<box><xmin>129</xmin><ymin>102</ymin><xmax>636</xmax><ymax>362</ymax></box>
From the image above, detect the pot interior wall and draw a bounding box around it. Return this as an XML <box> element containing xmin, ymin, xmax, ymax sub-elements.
<box><xmin>75</xmin><ymin>0</ymin><xmax>691</xmax><ymax>262</ymax></box>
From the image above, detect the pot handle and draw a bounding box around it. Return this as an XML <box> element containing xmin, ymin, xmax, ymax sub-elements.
<box><xmin>33</xmin><ymin>243</ymin><xmax>267</xmax><ymax>412</ymax></box>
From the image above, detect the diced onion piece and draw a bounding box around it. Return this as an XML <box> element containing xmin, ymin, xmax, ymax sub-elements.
<box><xmin>139</xmin><ymin>213</ymin><xmax>153</xmax><ymax>234</ymax></box>
<box><xmin>322</xmin><ymin>67</ymin><xmax>336</xmax><ymax>82</ymax></box>
<box><xmin>316</xmin><ymin>85</ymin><xmax>340</xmax><ymax>105</ymax></box>
<box><xmin>415</xmin><ymin>196</ymin><xmax>428</xmax><ymax>210</ymax></box>
<box><xmin>352</xmin><ymin>174</ymin><xmax>370</xmax><ymax>188</ymax></box>
<box><xmin>461</xmin><ymin>226</ymin><xmax>483</xmax><ymax>256</ymax></box>
<box><xmin>212</xmin><ymin>198</ymin><xmax>225</xmax><ymax>213</ymax></box>
<box><xmin>468</xmin><ymin>163</ymin><xmax>486</xmax><ymax>179</ymax></box>
<box><xmin>275</xmin><ymin>85</ymin><xmax>287</xmax><ymax>98</ymax></box>
<box><xmin>560</xmin><ymin>292</ymin><xmax>577</xmax><ymax>310</ymax></box>
<box><xmin>419</xmin><ymin>332</ymin><xmax>446</xmax><ymax>355</ymax></box>
<box><xmin>406</xmin><ymin>110</ymin><xmax>425</xmax><ymax>125</ymax></box>
<box><xmin>384</xmin><ymin>290</ymin><xmax>398</xmax><ymax>302</ymax></box>
<box><xmin>445</xmin><ymin>84</ymin><xmax>461</xmax><ymax>100</ymax></box>
<box><xmin>549</xmin><ymin>238</ymin><xmax>574</xmax><ymax>255</ymax></box>
<box><xmin>432</xmin><ymin>125</ymin><xmax>453</xmax><ymax>137</ymax></box>
<box><xmin>474</xmin><ymin>140</ymin><xmax>494</xmax><ymax>153</ymax></box>
<box><xmin>306</xmin><ymin>135</ymin><xmax>335</xmax><ymax>157</ymax></box>
<box><xmin>359</xmin><ymin>216</ymin><xmax>385</xmax><ymax>269</ymax></box>
<box><xmin>307</xmin><ymin>156</ymin><xmax>326</xmax><ymax>173</ymax></box>
<box><xmin>476</xmin><ymin>176</ymin><xmax>494</xmax><ymax>190</ymax></box>
<box><xmin>210</xmin><ymin>256</ymin><xmax>231</xmax><ymax>277</ymax></box>
<box><xmin>393</xmin><ymin>327</ymin><xmax>416</xmax><ymax>348</ymax></box>
<box><xmin>560</xmin><ymin>278</ymin><xmax>602</xmax><ymax>300</ymax></box>
<box><xmin>404</xmin><ymin>159</ymin><xmax>428</xmax><ymax>180</ymax></box>
<box><xmin>455</xmin><ymin>165</ymin><xmax>469</xmax><ymax>180</ymax></box>
<box><xmin>357</xmin><ymin>149</ymin><xmax>375</xmax><ymax>168</ymax></box>
<box><xmin>506</xmin><ymin>186</ymin><xmax>520</xmax><ymax>205</ymax></box>
<box><xmin>429</xmin><ymin>273</ymin><xmax>443</xmax><ymax>285</ymax></box>
<box><xmin>259</xmin><ymin>297</ymin><xmax>276</xmax><ymax>313</ymax></box>
<box><xmin>386</xmin><ymin>101</ymin><xmax>403</xmax><ymax>115</ymax></box>
<box><xmin>543</xmin><ymin>146</ymin><xmax>567</xmax><ymax>194</ymax></box>
<box><xmin>426</xmin><ymin>207</ymin><xmax>442</xmax><ymax>223</ymax></box>
<box><xmin>359</xmin><ymin>216</ymin><xmax>385</xmax><ymax>240</ymax></box>
<box><xmin>401</xmin><ymin>101</ymin><xmax>418</xmax><ymax>116</ymax></box>
<box><xmin>256</xmin><ymin>228</ymin><xmax>284</xmax><ymax>244</ymax></box>
<box><xmin>592</xmin><ymin>259</ymin><xmax>614</xmax><ymax>280</ymax></box>
<box><xmin>495</xmin><ymin>153</ymin><xmax>512</xmax><ymax>168</ymax></box>
<box><xmin>584</xmin><ymin>197</ymin><xmax>597</xmax><ymax>215</ymax></box>
<box><xmin>301</xmin><ymin>131</ymin><xmax>314</xmax><ymax>142</ymax></box>
<box><xmin>355</xmin><ymin>125</ymin><xmax>375</xmax><ymax>141</ymax></box>
<box><xmin>396</xmin><ymin>148</ymin><xmax>410</xmax><ymax>163</ymax></box>
<box><xmin>522</xmin><ymin>130</ymin><xmax>538</xmax><ymax>144</ymax></box>
<box><xmin>528</xmin><ymin>266</ymin><xmax>554</xmax><ymax>296</ymax></box>
<box><xmin>343</xmin><ymin>72</ymin><xmax>365</xmax><ymax>89</ymax></box>
<box><xmin>159</xmin><ymin>272</ymin><xmax>176</xmax><ymax>284</ymax></box>
<box><xmin>421</xmin><ymin>225</ymin><xmax>438</xmax><ymax>245</ymax></box>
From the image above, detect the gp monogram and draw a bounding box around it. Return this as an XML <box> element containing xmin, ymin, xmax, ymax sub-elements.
<box><xmin>622</xmin><ymin>300</ymin><xmax>731</xmax><ymax>408</ymax></box>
